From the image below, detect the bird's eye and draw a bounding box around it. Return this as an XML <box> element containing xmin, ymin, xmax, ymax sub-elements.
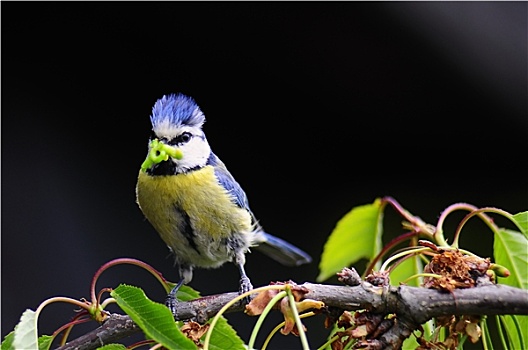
<box><xmin>170</xmin><ymin>132</ymin><xmax>192</xmax><ymax>145</ymax></box>
<box><xmin>180</xmin><ymin>132</ymin><xmax>192</xmax><ymax>143</ymax></box>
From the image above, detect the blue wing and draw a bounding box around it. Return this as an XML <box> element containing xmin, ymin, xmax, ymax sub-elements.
<box><xmin>207</xmin><ymin>152</ymin><xmax>250</xmax><ymax>210</ymax></box>
<box><xmin>207</xmin><ymin>153</ymin><xmax>312</xmax><ymax>266</ymax></box>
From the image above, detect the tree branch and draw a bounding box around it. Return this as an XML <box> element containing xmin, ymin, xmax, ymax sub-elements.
<box><xmin>56</xmin><ymin>282</ymin><xmax>528</xmax><ymax>350</ymax></box>
<box><xmin>56</xmin><ymin>313</ymin><xmax>139</xmax><ymax>350</ymax></box>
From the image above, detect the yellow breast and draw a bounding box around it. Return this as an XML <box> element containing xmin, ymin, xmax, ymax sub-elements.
<box><xmin>136</xmin><ymin>166</ymin><xmax>252</xmax><ymax>251</ymax></box>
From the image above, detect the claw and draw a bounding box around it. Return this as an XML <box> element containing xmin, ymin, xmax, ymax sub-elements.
<box><xmin>239</xmin><ymin>276</ymin><xmax>253</xmax><ymax>304</ymax></box>
<box><xmin>166</xmin><ymin>278</ymin><xmax>185</xmax><ymax>316</ymax></box>
<box><xmin>165</xmin><ymin>294</ymin><xmax>178</xmax><ymax>316</ymax></box>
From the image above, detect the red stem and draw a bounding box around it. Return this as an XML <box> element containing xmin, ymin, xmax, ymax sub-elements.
<box><xmin>90</xmin><ymin>257</ymin><xmax>171</xmax><ymax>303</ymax></box>
<box><xmin>365</xmin><ymin>231</ymin><xmax>419</xmax><ymax>276</ymax></box>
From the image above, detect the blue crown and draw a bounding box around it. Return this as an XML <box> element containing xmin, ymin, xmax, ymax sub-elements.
<box><xmin>150</xmin><ymin>93</ymin><xmax>205</xmax><ymax>129</ymax></box>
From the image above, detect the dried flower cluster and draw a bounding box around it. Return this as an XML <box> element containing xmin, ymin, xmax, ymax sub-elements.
<box><xmin>423</xmin><ymin>249</ymin><xmax>492</xmax><ymax>291</ymax></box>
<box><xmin>417</xmin><ymin>249</ymin><xmax>493</xmax><ymax>348</ymax></box>
<box><xmin>326</xmin><ymin>310</ymin><xmax>397</xmax><ymax>350</ymax></box>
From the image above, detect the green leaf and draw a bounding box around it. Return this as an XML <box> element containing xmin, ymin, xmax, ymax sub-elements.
<box><xmin>512</xmin><ymin>211</ymin><xmax>528</xmax><ymax>238</ymax></box>
<box><xmin>38</xmin><ymin>335</ymin><xmax>53</xmax><ymax>350</ymax></box>
<box><xmin>499</xmin><ymin>314</ymin><xmax>526</xmax><ymax>350</ymax></box>
<box><xmin>401</xmin><ymin>336</ymin><xmax>420</xmax><ymax>350</ymax></box>
<box><xmin>205</xmin><ymin>317</ymin><xmax>245</xmax><ymax>350</ymax></box>
<box><xmin>494</xmin><ymin>228</ymin><xmax>528</xmax><ymax>290</ymax></box>
<box><xmin>111</xmin><ymin>284</ymin><xmax>196</xmax><ymax>350</ymax></box>
<box><xmin>494</xmin><ymin>227</ymin><xmax>528</xmax><ymax>348</ymax></box>
<box><xmin>0</xmin><ymin>333</ymin><xmax>50</xmax><ymax>350</ymax></box>
<box><xmin>1</xmin><ymin>332</ymin><xmax>14</xmax><ymax>350</ymax></box>
<box><xmin>13</xmin><ymin>309</ymin><xmax>38</xmax><ymax>350</ymax></box>
<box><xmin>389</xmin><ymin>254</ymin><xmax>423</xmax><ymax>287</ymax></box>
<box><xmin>177</xmin><ymin>285</ymin><xmax>201</xmax><ymax>302</ymax></box>
<box><xmin>481</xmin><ymin>319</ymin><xmax>495</xmax><ymax>350</ymax></box>
<box><xmin>317</xmin><ymin>199</ymin><xmax>383</xmax><ymax>282</ymax></box>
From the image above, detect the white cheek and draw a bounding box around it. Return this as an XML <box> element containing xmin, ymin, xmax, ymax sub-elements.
<box><xmin>176</xmin><ymin>138</ymin><xmax>210</xmax><ymax>170</ymax></box>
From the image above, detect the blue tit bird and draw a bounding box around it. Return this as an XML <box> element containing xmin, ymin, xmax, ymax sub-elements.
<box><xmin>136</xmin><ymin>93</ymin><xmax>312</xmax><ymax>312</ymax></box>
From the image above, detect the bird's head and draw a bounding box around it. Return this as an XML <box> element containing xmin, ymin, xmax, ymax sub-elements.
<box><xmin>141</xmin><ymin>93</ymin><xmax>211</xmax><ymax>175</ymax></box>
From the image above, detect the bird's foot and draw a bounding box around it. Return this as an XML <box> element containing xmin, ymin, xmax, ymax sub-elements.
<box><xmin>165</xmin><ymin>293</ymin><xmax>179</xmax><ymax>316</ymax></box>
<box><xmin>239</xmin><ymin>276</ymin><xmax>253</xmax><ymax>304</ymax></box>
<box><xmin>165</xmin><ymin>279</ymin><xmax>184</xmax><ymax>316</ymax></box>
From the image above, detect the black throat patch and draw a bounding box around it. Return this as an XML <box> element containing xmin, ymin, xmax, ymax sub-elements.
<box><xmin>147</xmin><ymin>159</ymin><xmax>177</xmax><ymax>176</ymax></box>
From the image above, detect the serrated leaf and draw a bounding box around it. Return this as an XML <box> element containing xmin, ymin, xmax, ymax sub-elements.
<box><xmin>512</xmin><ymin>211</ymin><xmax>528</xmax><ymax>238</ymax></box>
<box><xmin>205</xmin><ymin>317</ymin><xmax>245</xmax><ymax>350</ymax></box>
<box><xmin>13</xmin><ymin>309</ymin><xmax>38</xmax><ymax>350</ymax></box>
<box><xmin>111</xmin><ymin>284</ymin><xmax>196</xmax><ymax>350</ymax></box>
<box><xmin>317</xmin><ymin>199</ymin><xmax>383</xmax><ymax>282</ymax></box>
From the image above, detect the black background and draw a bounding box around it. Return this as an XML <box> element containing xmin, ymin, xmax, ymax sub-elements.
<box><xmin>2</xmin><ymin>2</ymin><xmax>527</xmax><ymax>349</ymax></box>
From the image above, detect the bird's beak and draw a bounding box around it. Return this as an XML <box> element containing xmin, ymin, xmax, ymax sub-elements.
<box><xmin>141</xmin><ymin>139</ymin><xmax>183</xmax><ymax>172</ymax></box>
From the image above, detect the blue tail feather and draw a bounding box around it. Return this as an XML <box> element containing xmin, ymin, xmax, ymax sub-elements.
<box><xmin>254</xmin><ymin>232</ymin><xmax>312</xmax><ymax>267</ymax></box>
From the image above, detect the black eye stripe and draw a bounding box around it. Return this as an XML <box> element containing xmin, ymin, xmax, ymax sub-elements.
<box><xmin>169</xmin><ymin>132</ymin><xmax>193</xmax><ymax>145</ymax></box>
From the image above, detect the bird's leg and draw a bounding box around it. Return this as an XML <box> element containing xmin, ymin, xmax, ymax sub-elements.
<box><xmin>238</xmin><ymin>263</ymin><xmax>253</xmax><ymax>303</ymax></box>
<box><xmin>165</xmin><ymin>278</ymin><xmax>184</xmax><ymax>316</ymax></box>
